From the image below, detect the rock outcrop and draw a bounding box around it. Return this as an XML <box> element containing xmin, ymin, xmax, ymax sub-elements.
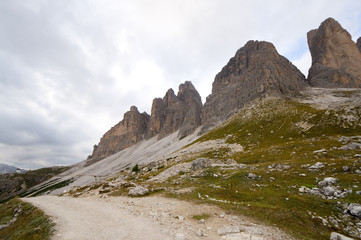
<box><xmin>357</xmin><ymin>37</ymin><xmax>361</xmax><ymax>53</ymax></box>
<box><xmin>202</xmin><ymin>40</ymin><xmax>306</xmax><ymax>126</ymax></box>
<box><xmin>88</xmin><ymin>106</ymin><xmax>149</xmax><ymax>164</ymax></box>
<box><xmin>307</xmin><ymin>18</ymin><xmax>361</xmax><ymax>88</ymax></box>
<box><xmin>88</xmin><ymin>81</ymin><xmax>202</xmax><ymax>164</ymax></box>
<box><xmin>146</xmin><ymin>81</ymin><xmax>202</xmax><ymax>139</ymax></box>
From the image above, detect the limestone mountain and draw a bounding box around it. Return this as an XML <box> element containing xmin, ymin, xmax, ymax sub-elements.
<box><xmin>202</xmin><ymin>40</ymin><xmax>306</xmax><ymax>126</ymax></box>
<box><xmin>146</xmin><ymin>81</ymin><xmax>202</xmax><ymax>139</ymax></box>
<box><xmin>88</xmin><ymin>106</ymin><xmax>150</xmax><ymax>165</ymax></box>
<box><xmin>357</xmin><ymin>37</ymin><xmax>361</xmax><ymax>53</ymax></box>
<box><xmin>307</xmin><ymin>18</ymin><xmax>361</xmax><ymax>88</ymax></box>
<box><xmin>88</xmin><ymin>81</ymin><xmax>202</xmax><ymax>164</ymax></box>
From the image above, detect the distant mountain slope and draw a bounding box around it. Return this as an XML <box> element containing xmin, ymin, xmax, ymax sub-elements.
<box><xmin>0</xmin><ymin>166</ymin><xmax>70</xmax><ymax>202</ymax></box>
<box><xmin>0</xmin><ymin>163</ymin><xmax>26</xmax><ymax>174</ymax></box>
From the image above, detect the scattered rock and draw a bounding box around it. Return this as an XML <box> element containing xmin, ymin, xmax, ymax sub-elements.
<box><xmin>330</xmin><ymin>232</ymin><xmax>355</xmax><ymax>240</ymax></box>
<box><xmin>308</xmin><ymin>162</ymin><xmax>325</xmax><ymax>171</ymax></box>
<box><xmin>191</xmin><ymin>158</ymin><xmax>212</xmax><ymax>171</ymax></box>
<box><xmin>248</xmin><ymin>173</ymin><xmax>258</xmax><ymax>180</ymax></box>
<box><xmin>339</xmin><ymin>142</ymin><xmax>361</xmax><ymax>150</ymax></box>
<box><xmin>313</xmin><ymin>149</ymin><xmax>327</xmax><ymax>154</ymax></box>
<box><xmin>128</xmin><ymin>186</ymin><xmax>149</xmax><ymax>196</ymax></box>
<box><xmin>347</xmin><ymin>204</ymin><xmax>361</xmax><ymax>219</ymax></box>
<box><xmin>318</xmin><ymin>177</ymin><xmax>338</xmax><ymax>188</ymax></box>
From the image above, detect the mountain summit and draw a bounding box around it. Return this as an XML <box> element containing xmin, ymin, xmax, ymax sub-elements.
<box><xmin>202</xmin><ymin>40</ymin><xmax>306</xmax><ymax>126</ymax></box>
<box><xmin>307</xmin><ymin>17</ymin><xmax>361</xmax><ymax>87</ymax></box>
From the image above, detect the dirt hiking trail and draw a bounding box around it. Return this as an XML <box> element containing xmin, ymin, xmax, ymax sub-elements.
<box><xmin>23</xmin><ymin>195</ymin><xmax>294</xmax><ymax>240</ymax></box>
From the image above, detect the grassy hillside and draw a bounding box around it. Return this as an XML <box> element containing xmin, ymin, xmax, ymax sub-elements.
<box><xmin>0</xmin><ymin>198</ymin><xmax>54</xmax><ymax>240</ymax></box>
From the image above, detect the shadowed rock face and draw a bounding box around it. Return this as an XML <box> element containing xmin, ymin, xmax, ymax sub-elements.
<box><xmin>357</xmin><ymin>37</ymin><xmax>361</xmax><ymax>53</ymax></box>
<box><xmin>146</xmin><ymin>81</ymin><xmax>202</xmax><ymax>139</ymax></box>
<box><xmin>202</xmin><ymin>40</ymin><xmax>306</xmax><ymax>126</ymax></box>
<box><xmin>88</xmin><ymin>106</ymin><xmax>150</xmax><ymax>164</ymax></box>
<box><xmin>307</xmin><ymin>18</ymin><xmax>361</xmax><ymax>88</ymax></box>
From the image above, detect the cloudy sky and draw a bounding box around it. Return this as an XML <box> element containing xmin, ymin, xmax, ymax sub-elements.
<box><xmin>1</xmin><ymin>0</ymin><xmax>360</xmax><ymax>169</ymax></box>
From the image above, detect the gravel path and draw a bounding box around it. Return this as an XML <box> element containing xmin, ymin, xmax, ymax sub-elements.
<box><xmin>23</xmin><ymin>195</ymin><xmax>294</xmax><ymax>240</ymax></box>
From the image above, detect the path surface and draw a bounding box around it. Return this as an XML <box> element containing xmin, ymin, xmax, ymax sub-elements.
<box><xmin>23</xmin><ymin>195</ymin><xmax>294</xmax><ymax>240</ymax></box>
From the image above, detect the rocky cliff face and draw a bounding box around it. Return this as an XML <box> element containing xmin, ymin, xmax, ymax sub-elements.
<box><xmin>202</xmin><ymin>40</ymin><xmax>306</xmax><ymax>126</ymax></box>
<box><xmin>307</xmin><ymin>18</ymin><xmax>361</xmax><ymax>88</ymax></box>
<box><xmin>88</xmin><ymin>106</ymin><xmax>150</xmax><ymax>164</ymax></box>
<box><xmin>147</xmin><ymin>81</ymin><xmax>202</xmax><ymax>139</ymax></box>
<box><xmin>357</xmin><ymin>37</ymin><xmax>361</xmax><ymax>53</ymax></box>
<box><xmin>88</xmin><ymin>81</ymin><xmax>202</xmax><ymax>164</ymax></box>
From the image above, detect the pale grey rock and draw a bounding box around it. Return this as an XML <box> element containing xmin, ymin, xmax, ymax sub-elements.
<box><xmin>330</xmin><ymin>232</ymin><xmax>355</xmax><ymax>240</ymax></box>
<box><xmin>128</xmin><ymin>186</ymin><xmax>149</xmax><ymax>196</ymax></box>
<box><xmin>248</xmin><ymin>173</ymin><xmax>258</xmax><ymax>180</ymax></box>
<box><xmin>308</xmin><ymin>162</ymin><xmax>325</xmax><ymax>170</ymax></box>
<box><xmin>318</xmin><ymin>177</ymin><xmax>338</xmax><ymax>188</ymax></box>
<box><xmin>217</xmin><ymin>226</ymin><xmax>240</xmax><ymax>235</ymax></box>
<box><xmin>347</xmin><ymin>203</ymin><xmax>361</xmax><ymax>219</ymax></box>
<box><xmin>191</xmin><ymin>158</ymin><xmax>211</xmax><ymax>171</ymax></box>
<box><xmin>339</xmin><ymin>142</ymin><xmax>361</xmax><ymax>150</ymax></box>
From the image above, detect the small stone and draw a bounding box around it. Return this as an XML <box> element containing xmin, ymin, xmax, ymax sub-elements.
<box><xmin>248</xmin><ymin>173</ymin><xmax>258</xmax><ymax>180</ymax></box>
<box><xmin>176</xmin><ymin>215</ymin><xmax>184</xmax><ymax>221</ymax></box>
<box><xmin>199</xmin><ymin>219</ymin><xmax>205</xmax><ymax>224</ymax></box>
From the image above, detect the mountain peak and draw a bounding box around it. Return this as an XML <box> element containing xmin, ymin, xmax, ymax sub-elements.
<box><xmin>307</xmin><ymin>18</ymin><xmax>361</xmax><ymax>87</ymax></box>
<box><xmin>202</xmin><ymin>39</ymin><xmax>306</xmax><ymax>126</ymax></box>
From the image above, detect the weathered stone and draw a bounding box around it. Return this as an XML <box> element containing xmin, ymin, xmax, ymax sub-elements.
<box><xmin>318</xmin><ymin>177</ymin><xmax>338</xmax><ymax>188</ymax></box>
<box><xmin>330</xmin><ymin>232</ymin><xmax>355</xmax><ymax>240</ymax></box>
<box><xmin>307</xmin><ymin>18</ymin><xmax>361</xmax><ymax>88</ymax></box>
<box><xmin>339</xmin><ymin>142</ymin><xmax>361</xmax><ymax>150</ymax></box>
<box><xmin>88</xmin><ymin>106</ymin><xmax>150</xmax><ymax>165</ymax></box>
<box><xmin>202</xmin><ymin>40</ymin><xmax>306</xmax><ymax>126</ymax></box>
<box><xmin>190</xmin><ymin>158</ymin><xmax>211</xmax><ymax>171</ymax></box>
<box><xmin>217</xmin><ymin>226</ymin><xmax>240</xmax><ymax>235</ymax></box>
<box><xmin>347</xmin><ymin>203</ymin><xmax>361</xmax><ymax>219</ymax></box>
<box><xmin>248</xmin><ymin>173</ymin><xmax>258</xmax><ymax>180</ymax></box>
<box><xmin>128</xmin><ymin>186</ymin><xmax>149</xmax><ymax>196</ymax></box>
<box><xmin>357</xmin><ymin>37</ymin><xmax>361</xmax><ymax>53</ymax></box>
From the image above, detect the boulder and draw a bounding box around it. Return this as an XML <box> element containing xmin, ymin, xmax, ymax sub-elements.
<box><xmin>128</xmin><ymin>186</ymin><xmax>149</xmax><ymax>196</ymax></box>
<box><xmin>318</xmin><ymin>177</ymin><xmax>338</xmax><ymax>188</ymax></box>
<box><xmin>347</xmin><ymin>203</ymin><xmax>361</xmax><ymax>219</ymax></box>
<box><xmin>307</xmin><ymin>18</ymin><xmax>361</xmax><ymax>88</ymax></box>
<box><xmin>330</xmin><ymin>232</ymin><xmax>355</xmax><ymax>240</ymax></box>
<box><xmin>217</xmin><ymin>226</ymin><xmax>240</xmax><ymax>235</ymax></box>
